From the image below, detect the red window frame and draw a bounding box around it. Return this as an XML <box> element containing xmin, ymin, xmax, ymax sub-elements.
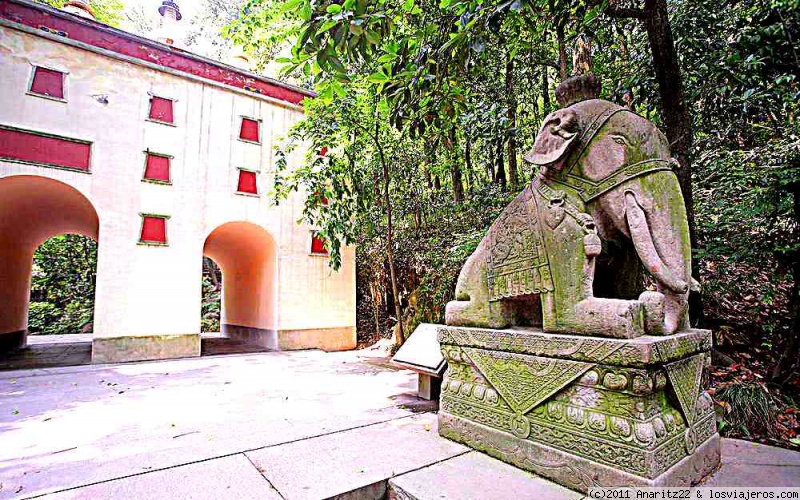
<box><xmin>148</xmin><ymin>96</ymin><xmax>175</xmax><ymax>124</ymax></box>
<box><xmin>0</xmin><ymin>125</ymin><xmax>91</xmax><ymax>171</ymax></box>
<box><xmin>139</xmin><ymin>215</ymin><xmax>169</xmax><ymax>245</ymax></box>
<box><xmin>239</xmin><ymin>117</ymin><xmax>260</xmax><ymax>143</ymax></box>
<box><xmin>237</xmin><ymin>169</ymin><xmax>258</xmax><ymax>194</ymax></box>
<box><xmin>143</xmin><ymin>152</ymin><xmax>171</xmax><ymax>183</ymax></box>
<box><xmin>310</xmin><ymin>231</ymin><xmax>328</xmax><ymax>255</ymax></box>
<box><xmin>29</xmin><ymin>66</ymin><xmax>65</xmax><ymax>100</ymax></box>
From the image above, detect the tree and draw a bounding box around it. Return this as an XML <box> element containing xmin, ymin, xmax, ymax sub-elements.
<box><xmin>38</xmin><ymin>0</ymin><xmax>124</xmax><ymax>27</ymax></box>
<box><xmin>29</xmin><ymin>234</ymin><xmax>97</xmax><ymax>335</ymax></box>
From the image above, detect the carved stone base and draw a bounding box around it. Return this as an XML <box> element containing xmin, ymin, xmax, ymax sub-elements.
<box><xmin>437</xmin><ymin>325</ymin><xmax>721</xmax><ymax>492</ymax></box>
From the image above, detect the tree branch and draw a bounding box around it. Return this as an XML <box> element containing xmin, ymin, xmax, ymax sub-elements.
<box><xmin>586</xmin><ymin>0</ymin><xmax>648</xmax><ymax>20</ymax></box>
<box><xmin>606</xmin><ymin>6</ymin><xmax>647</xmax><ymax>19</ymax></box>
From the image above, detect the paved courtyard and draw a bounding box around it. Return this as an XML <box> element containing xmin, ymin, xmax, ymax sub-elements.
<box><xmin>1</xmin><ymin>349</ymin><xmax>798</xmax><ymax>499</ymax></box>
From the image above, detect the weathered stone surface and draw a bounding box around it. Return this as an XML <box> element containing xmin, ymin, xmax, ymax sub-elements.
<box><xmin>703</xmin><ymin>439</ymin><xmax>800</xmax><ymax>487</ymax></box>
<box><xmin>438</xmin><ymin>325</ymin><xmax>712</xmax><ymax>366</ymax></box>
<box><xmin>245</xmin><ymin>413</ymin><xmax>468</xmax><ymax>500</ymax></box>
<box><xmin>446</xmin><ymin>98</ymin><xmax>694</xmax><ymax>337</ymax></box>
<box><xmin>438</xmin><ymin>325</ymin><xmax>720</xmax><ymax>491</ymax></box>
<box><xmin>389</xmin><ymin>451</ymin><xmax>582</xmax><ymax>500</ymax></box>
<box><xmin>91</xmin><ymin>333</ymin><xmax>200</xmax><ymax>363</ymax></box>
<box><xmin>0</xmin><ymin>350</ymin><xmax>425</xmax><ymax>499</ymax></box>
<box><xmin>45</xmin><ymin>455</ymin><xmax>282</xmax><ymax>500</ymax></box>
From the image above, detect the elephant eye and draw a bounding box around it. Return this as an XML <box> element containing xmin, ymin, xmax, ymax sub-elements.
<box><xmin>611</xmin><ymin>135</ymin><xmax>628</xmax><ymax>146</ymax></box>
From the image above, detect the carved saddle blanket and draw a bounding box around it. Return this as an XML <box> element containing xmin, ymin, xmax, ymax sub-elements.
<box><xmin>485</xmin><ymin>185</ymin><xmax>554</xmax><ymax>301</ymax></box>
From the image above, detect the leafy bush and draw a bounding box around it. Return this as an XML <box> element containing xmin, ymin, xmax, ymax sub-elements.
<box><xmin>28</xmin><ymin>234</ymin><xmax>97</xmax><ymax>336</ymax></box>
<box><xmin>715</xmin><ymin>382</ymin><xmax>778</xmax><ymax>439</ymax></box>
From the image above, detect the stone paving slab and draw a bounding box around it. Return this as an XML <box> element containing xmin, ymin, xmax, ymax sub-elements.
<box><xmin>702</xmin><ymin>438</ymin><xmax>800</xmax><ymax>487</ymax></box>
<box><xmin>246</xmin><ymin>413</ymin><xmax>469</xmax><ymax>500</ymax></box>
<box><xmin>43</xmin><ymin>454</ymin><xmax>281</xmax><ymax>500</ymax></box>
<box><xmin>0</xmin><ymin>350</ymin><xmax>426</xmax><ymax>499</ymax></box>
<box><xmin>388</xmin><ymin>450</ymin><xmax>582</xmax><ymax>500</ymax></box>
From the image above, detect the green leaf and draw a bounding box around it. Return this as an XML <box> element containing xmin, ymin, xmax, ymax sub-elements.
<box><xmin>280</xmin><ymin>0</ymin><xmax>303</xmax><ymax>13</ymax></box>
<box><xmin>326</xmin><ymin>4</ymin><xmax>342</xmax><ymax>14</ymax></box>
<box><xmin>319</xmin><ymin>20</ymin><xmax>339</xmax><ymax>33</ymax></box>
<box><xmin>368</xmin><ymin>71</ymin><xmax>390</xmax><ymax>83</ymax></box>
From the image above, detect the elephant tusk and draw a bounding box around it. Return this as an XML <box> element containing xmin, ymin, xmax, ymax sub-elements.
<box><xmin>624</xmin><ymin>191</ymin><xmax>689</xmax><ymax>294</ymax></box>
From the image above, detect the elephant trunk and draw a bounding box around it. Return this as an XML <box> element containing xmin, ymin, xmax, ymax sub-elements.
<box><xmin>624</xmin><ymin>191</ymin><xmax>689</xmax><ymax>294</ymax></box>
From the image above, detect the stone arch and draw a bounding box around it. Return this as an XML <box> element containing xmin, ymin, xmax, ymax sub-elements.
<box><xmin>202</xmin><ymin>221</ymin><xmax>278</xmax><ymax>348</ymax></box>
<box><xmin>0</xmin><ymin>175</ymin><xmax>100</xmax><ymax>351</ymax></box>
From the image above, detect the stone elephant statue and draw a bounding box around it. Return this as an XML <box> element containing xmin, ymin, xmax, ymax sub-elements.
<box><xmin>446</xmin><ymin>98</ymin><xmax>696</xmax><ymax>338</ymax></box>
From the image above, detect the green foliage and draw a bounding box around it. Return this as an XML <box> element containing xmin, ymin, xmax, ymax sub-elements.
<box><xmin>29</xmin><ymin>234</ymin><xmax>97</xmax><ymax>336</ymax></box>
<box><xmin>201</xmin><ymin>258</ymin><xmax>222</xmax><ymax>333</ymax></box>
<box><xmin>36</xmin><ymin>0</ymin><xmax>125</xmax><ymax>27</ymax></box>
<box><xmin>715</xmin><ymin>382</ymin><xmax>778</xmax><ymax>438</ymax></box>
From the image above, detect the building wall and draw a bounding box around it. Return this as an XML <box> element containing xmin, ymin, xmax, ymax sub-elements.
<box><xmin>0</xmin><ymin>23</ymin><xmax>356</xmax><ymax>359</ymax></box>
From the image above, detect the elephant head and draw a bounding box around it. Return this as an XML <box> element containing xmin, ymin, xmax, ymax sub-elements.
<box><xmin>525</xmin><ymin>99</ymin><xmax>693</xmax><ymax>334</ymax></box>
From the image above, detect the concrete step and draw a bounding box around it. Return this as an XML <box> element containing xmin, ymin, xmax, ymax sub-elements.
<box><xmin>244</xmin><ymin>413</ymin><xmax>469</xmax><ymax>500</ymax></box>
<box><xmin>388</xmin><ymin>451</ymin><xmax>582</xmax><ymax>500</ymax></box>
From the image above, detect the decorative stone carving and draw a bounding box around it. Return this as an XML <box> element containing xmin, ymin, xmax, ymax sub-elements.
<box><xmin>447</xmin><ymin>93</ymin><xmax>694</xmax><ymax>338</ymax></box>
<box><xmin>437</xmin><ymin>76</ymin><xmax>720</xmax><ymax>491</ymax></box>
<box><xmin>439</xmin><ymin>326</ymin><xmax>719</xmax><ymax>490</ymax></box>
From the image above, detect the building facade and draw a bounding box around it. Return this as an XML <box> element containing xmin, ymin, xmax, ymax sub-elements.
<box><xmin>0</xmin><ymin>0</ymin><xmax>356</xmax><ymax>362</ymax></box>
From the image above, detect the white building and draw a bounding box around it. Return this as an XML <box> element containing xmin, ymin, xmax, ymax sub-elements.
<box><xmin>0</xmin><ymin>0</ymin><xmax>356</xmax><ymax>362</ymax></box>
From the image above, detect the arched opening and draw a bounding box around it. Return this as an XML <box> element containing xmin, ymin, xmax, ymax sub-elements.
<box><xmin>29</xmin><ymin>234</ymin><xmax>97</xmax><ymax>337</ymax></box>
<box><xmin>0</xmin><ymin>175</ymin><xmax>99</xmax><ymax>357</ymax></box>
<box><xmin>202</xmin><ymin>221</ymin><xmax>278</xmax><ymax>350</ymax></box>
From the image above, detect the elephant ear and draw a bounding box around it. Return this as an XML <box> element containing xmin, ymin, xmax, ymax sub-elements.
<box><xmin>524</xmin><ymin>108</ymin><xmax>580</xmax><ymax>167</ymax></box>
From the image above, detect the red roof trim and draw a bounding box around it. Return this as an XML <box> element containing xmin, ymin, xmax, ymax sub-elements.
<box><xmin>0</xmin><ymin>0</ymin><xmax>313</xmax><ymax>106</ymax></box>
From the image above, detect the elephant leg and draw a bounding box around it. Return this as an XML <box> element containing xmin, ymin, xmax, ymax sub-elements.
<box><xmin>542</xmin><ymin>294</ymin><xmax>645</xmax><ymax>338</ymax></box>
<box><xmin>624</xmin><ymin>191</ymin><xmax>690</xmax><ymax>333</ymax></box>
<box><xmin>445</xmin><ymin>248</ymin><xmax>516</xmax><ymax>329</ymax></box>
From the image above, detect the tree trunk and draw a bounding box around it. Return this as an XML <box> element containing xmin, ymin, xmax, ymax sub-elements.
<box><xmin>506</xmin><ymin>55</ymin><xmax>519</xmax><ymax>190</ymax></box>
<box><xmin>556</xmin><ymin>22</ymin><xmax>569</xmax><ymax>80</ymax></box>
<box><xmin>465</xmin><ymin>130</ymin><xmax>473</xmax><ymax>194</ymax></box>
<box><xmin>642</xmin><ymin>0</ymin><xmax>701</xmax><ymax>324</ymax></box>
<box><xmin>370</xmin><ymin>281</ymin><xmax>382</xmax><ymax>340</ymax></box>
<box><xmin>542</xmin><ymin>67</ymin><xmax>551</xmax><ymax>113</ymax></box>
<box><xmin>424</xmin><ymin>139</ymin><xmax>433</xmax><ymax>189</ymax></box>
<box><xmin>494</xmin><ymin>137</ymin><xmax>506</xmax><ymax>189</ymax></box>
<box><xmin>372</xmin><ymin>114</ymin><xmax>404</xmax><ymax>346</ymax></box>
<box><xmin>449</xmin><ymin>129</ymin><xmax>465</xmax><ymax>202</ymax></box>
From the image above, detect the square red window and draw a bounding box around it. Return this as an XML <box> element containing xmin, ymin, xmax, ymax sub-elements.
<box><xmin>237</xmin><ymin>170</ymin><xmax>258</xmax><ymax>194</ymax></box>
<box><xmin>239</xmin><ymin>118</ymin><xmax>260</xmax><ymax>143</ymax></box>
<box><xmin>29</xmin><ymin>67</ymin><xmax>65</xmax><ymax>99</ymax></box>
<box><xmin>140</xmin><ymin>215</ymin><xmax>168</xmax><ymax>244</ymax></box>
<box><xmin>311</xmin><ymin>232</ymin><xmax>328</xmax><ymax>255</ymax></box>
<box><xmin>143</xmin><ymin>153</ymin><xmax>171</xmax><ymax>183</ymax></box>
<box><xmin>148</xmin><ymin>96</ymin><xmax>174</xmax><ymax>124</ymax></box>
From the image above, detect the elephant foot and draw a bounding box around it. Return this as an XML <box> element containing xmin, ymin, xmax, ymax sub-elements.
<box><xmin>663</xmin><ymin>292</ymin><xmax>690</xmax><ymax>334</ymax></box>
<box><xmin>445</xmin><ymin>300</ymin><xmax>513</xmax><ymax>329</ymax></box>
<box><xmin>546</xmin><ymin>298</ymin><xmax>645</xmax><ymax>339</ymax></box>
<box><xmin>639</xmin><ymin>291</ymin><xmax>666</xmax><ymax>335</ymax></box>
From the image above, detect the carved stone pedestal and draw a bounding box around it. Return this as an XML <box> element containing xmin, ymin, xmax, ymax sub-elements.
<box><xmin>437</xmin><ymin>325</ymin><xmax>721</xmax><ymax>492</ymax></box>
